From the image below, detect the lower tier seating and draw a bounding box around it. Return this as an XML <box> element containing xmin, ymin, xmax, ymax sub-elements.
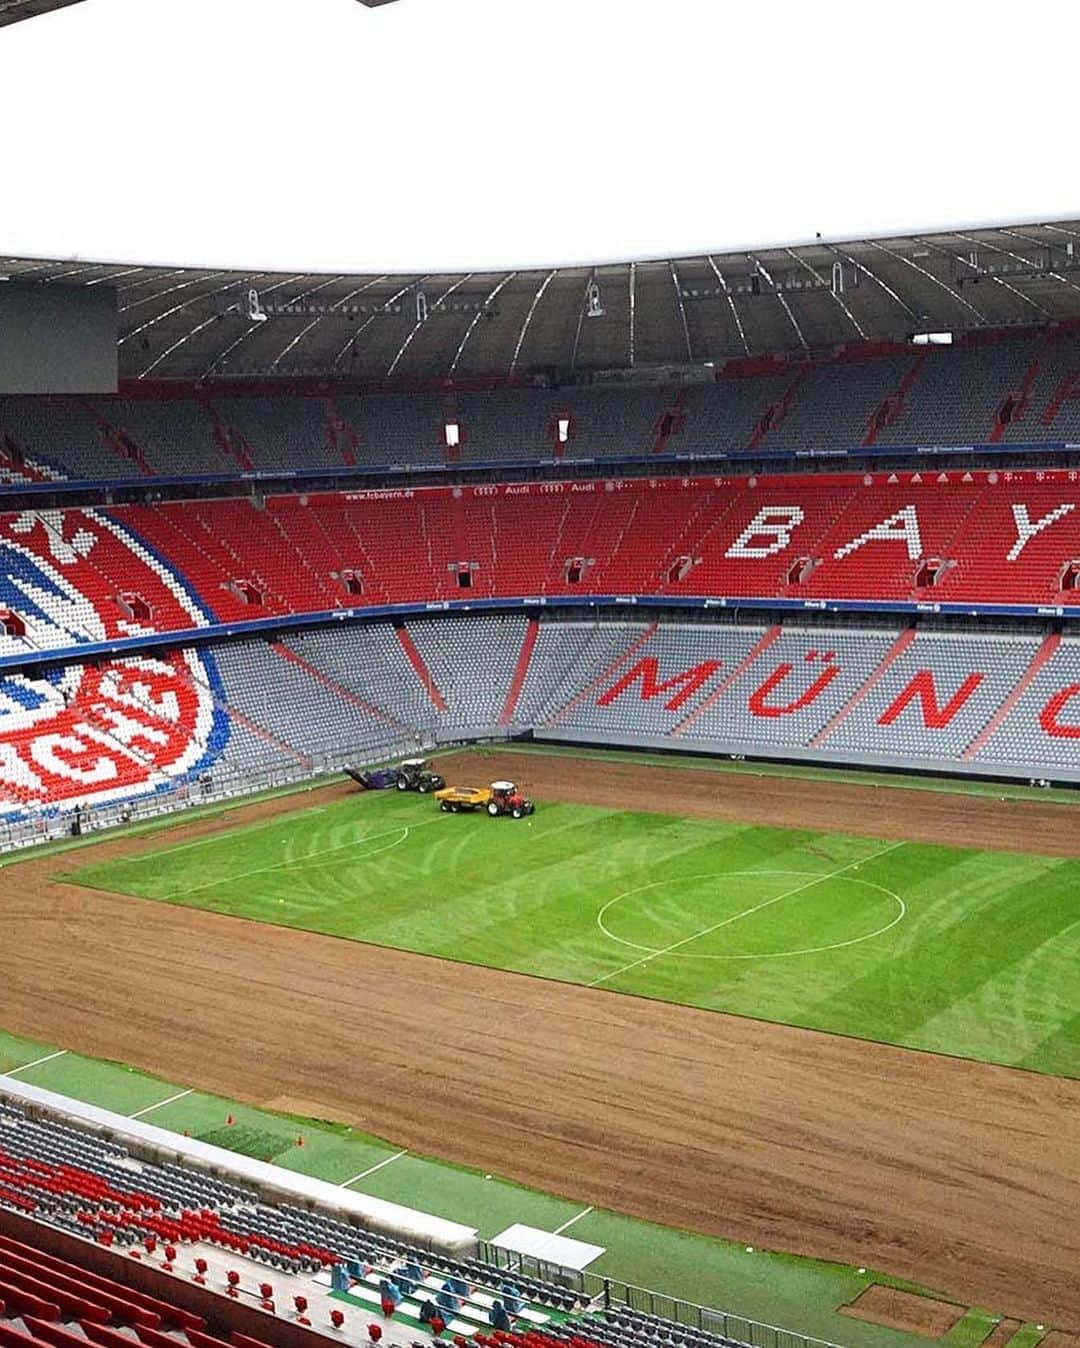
<box><xmin>3</xmin><ymin>614</ymin><xmax>1080</xmax><ymax>832</ymax></box>
<box><xmin>0</xmin><ymin>1096</ymin><xmax>760</xmax><ymax>1348</ymax></box>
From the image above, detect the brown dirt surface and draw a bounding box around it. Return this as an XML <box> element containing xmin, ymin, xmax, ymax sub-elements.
<box><xmin>840</xmin><ymin>1285</ymin><xmax>967</xmax><ymax>1338</ymax></box>
<box><xmin>455</xmin><ymin>749</ymin><xmax>1080</xmax><ymax>857</ymax></box>
<box><xmin>3</xmin><ymin>752</ymin><xmax>1080</xmax><ymax>1331</ymax></box>
<box><xmin>1039</xmin><ymin>1335</ymin><xmax>1080</xmax><ymax>1348</ymax></box>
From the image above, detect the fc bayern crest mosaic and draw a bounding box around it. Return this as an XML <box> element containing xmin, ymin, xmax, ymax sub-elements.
<box><xmin>0</xmin><ymin>458</ymin><xmax>226</xmax><ymax>819</ymax></box>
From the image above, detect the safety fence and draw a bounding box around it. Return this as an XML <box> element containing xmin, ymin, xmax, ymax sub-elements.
<box><xmin>477</xmin><ymin>1242</ymin><xmax>846</xmax><ymax>1348</ymax></box>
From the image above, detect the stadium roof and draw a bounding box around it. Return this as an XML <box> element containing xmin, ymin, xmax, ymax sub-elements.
<box><xmin>0</xmin><ymin>0</ymin><xmax>399</xmax><ymax>24</ymax></box>
<box><xmin>0</xmin><ymin>0</ymin><xmax>83</xmax><ymax>27</ymax></box>
<box><xmin>6</xmin><ymin>218</ymin><xmax>1080</xmax><ymax>384</ymax></box>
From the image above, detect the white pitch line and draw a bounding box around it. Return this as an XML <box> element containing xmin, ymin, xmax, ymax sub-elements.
<box><xmin>588</xmin><ymin>841</ymin><xmax>905</xmax><ymax>987</ymax></box>
<box><xmin>128</xmin><ymin>1088</ymin><xmax>193</xmax><ymax>1119</ymax></box>
<box><xmin>342</xmin><ymin>1149</ymin><xmax>409</xmax><ymax>1188</ymax></box>
<box><xmin>4</xmin><ymin>1050</ymin><xmax>69</xmax><ymax>1076</ymax></box>
<box><xmin>552</xmin><ymin>1205</ymin><xmax>593</xmax><ymax>1234</ymax></box>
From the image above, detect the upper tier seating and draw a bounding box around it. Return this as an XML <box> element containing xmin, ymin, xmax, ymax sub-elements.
<box><xmin>874</xmin><ymin>336</ymin><xmax>1042</xmax><ymax>447</ymax></box>
<box><xmin>89</xmin><ymin>399</ymin><xmax>223</xmax><ymax>477</ymax></box>
<box><xmin>6</xmin><ymin>329</ymin><xmax>1080</xmax><ymax>482</ymax></box>
<box><xmin>754</xmin><ymin>356</ymin><xmax>915</xmax><ymax>451</ymax></box>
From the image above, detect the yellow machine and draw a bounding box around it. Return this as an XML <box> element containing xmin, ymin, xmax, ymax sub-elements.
<box><xmin>434</xmin><ymin>784</ymin><xmax>492</xmax><ymax>813</ymax></box>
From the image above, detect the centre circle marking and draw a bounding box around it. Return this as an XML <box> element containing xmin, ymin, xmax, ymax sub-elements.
<box><xmin>596</xmin><ymin>870</ymin><xmax>906</xmax><ymax>960</ymax></box>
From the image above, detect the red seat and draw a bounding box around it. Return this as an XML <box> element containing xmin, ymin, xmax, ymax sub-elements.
<box><xmin>0</xmin><ymin>1324</ymin><xmax>41</xmax><ymax>1347</ymax></box>
<box><xmin>0</xmin><ymin>1278</ymin><xmax>59</xmax><ymax>1323</ymax></box>
<box><xmin>0</xmin><ymin>1246</ymin><xmax>157</xmax><ymax>1328</ymax></box>
<box><xmin>81</xmin><ymin>1324</ymin><xmax>156</xmax><ymax>1348</ymax></box>
<box><xmin>0</xmin><ymin>1263</ymin><xmax>107</xmax><ymax>1326</ymax></box>
<box><xmin>22</xmin><ymin>1322</ymin><xmax>101</xmax><ymax>1348</ymax></box>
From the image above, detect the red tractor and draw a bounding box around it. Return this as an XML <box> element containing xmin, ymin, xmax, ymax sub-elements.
<box><xmin>485</xmin><ymin>780</ymin><xmax>535</xmax><ymax>819</ymax></box>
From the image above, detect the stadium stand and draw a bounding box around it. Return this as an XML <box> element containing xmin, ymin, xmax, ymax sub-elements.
<box><xmin>0</xmin><ymin>1086</ymin><xmax>773</xmax><ymax>1348</ymax></box>
<box><xmin>5</xmin><ymin>328</ymin><xmax>1080</xmax><ymax>482</ymax></box>
<box><xmin>10</xmin><ymin>360</ymin><xmax>1080</xmax><ymax>836</ymax></box>
<box><xmin>91</xmin><ymin>398</ymin><xmax>224</xmax><ymax>478</ymax></box>
<box><xmin>4</xmin><ymin>470</ymin><xmax>1080</xmax><ymax>661</ymax></box>
<box><xmin>10</xmin><ymin>609</ymin><xmax>1080</xmax><ymax>841</ymax></box>
<box><xmin>0</xmin><ymin>1093</ymin><xmax>586</xmax><ymax>1344</ymax></box>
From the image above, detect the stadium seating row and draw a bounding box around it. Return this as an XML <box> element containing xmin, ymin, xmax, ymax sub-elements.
<box><xmin>4</xmin><ymin>614</ymin><xmax>1080</xmax><ymax>826</ymax></box>
<box><xmin>6</xmin><ymin>471</ymin><xmax>1080</xmax><ymax>670</ymax></box>
<box><xmin>3</xmin><ymin>326</ymin><xmax>1080</xmax><ymax>479</ymax></box>
<box><xmin>0</xmin><ymin>1097</ymin><xmax>758</xmax><ymax>1348</ymax></box>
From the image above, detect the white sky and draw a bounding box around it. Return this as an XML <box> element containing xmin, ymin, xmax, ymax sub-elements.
<box><xmin>1</xmin><ymin>0</ymin><xmax>1076</xmax><ymax>275</ymax></box>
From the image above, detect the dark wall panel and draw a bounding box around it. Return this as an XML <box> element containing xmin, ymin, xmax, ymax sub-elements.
<box><xmin>0</xmin><ymin>281</ymin><xmax>118</xmax><ymax>393</ymax></box>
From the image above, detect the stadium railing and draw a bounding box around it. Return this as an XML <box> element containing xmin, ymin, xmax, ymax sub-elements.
<box><xmin>475</xmin><ymin>1242</ymin><xmax>846</xmax><ymax>1348</ymax></box>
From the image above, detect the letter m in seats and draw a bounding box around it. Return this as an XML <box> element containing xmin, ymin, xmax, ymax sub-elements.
<box><xmin>877</xmin><ymin>670</ymin><xmax>983</xmax><ymax>729</ymax></box>
<box><xmin>597</xmin><ymin>657</ymin><xmax>721</xmax><ymax>712</ymax></box>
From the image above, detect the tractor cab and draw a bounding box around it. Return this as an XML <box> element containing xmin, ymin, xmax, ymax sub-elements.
<box><xmin>486</xmin><ymin>780</ymin><xmax>535</xmax><ymax>818</ymax></box>
<box><xmin>396</xmin><ymin>758</ymin><xmax>446</xmax><ymax>793</ymax></box>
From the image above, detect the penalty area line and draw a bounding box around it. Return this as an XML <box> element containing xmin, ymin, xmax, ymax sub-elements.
<box><xmin>123</xmin><ymin>804</ymin><xmax>331</xmax><ymax>864</ymax></box>
<box><xmin>128</xmin><ymin>1088</ymin><xmax>194</xmax><ymax>1119</ymax></box>
<box><xmin>169</xmin><ymin>814</ymin><xmax>446</xmax><ymax>898</ymax></box>
<box><xmin>3</xmin><ymin>1049</ymin><xmax>69</xmax><ymax>1077</ymax></box>
<box><xmin>552</xmin><ymin>1205</ymin><xmax>593</xmax><ymax>1234</ymax></box>
<box><xmin>588</xmin><ymin>841</ymin><xmax>905</xmax><ymax>987</ymax></box>
<box><xmin>341</xmin><ymin>1149</ymin><xmax>409</xmax><ymax>1188</ymax></box>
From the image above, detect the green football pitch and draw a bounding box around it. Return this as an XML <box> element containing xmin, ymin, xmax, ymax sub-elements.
<box><xmin>65</xmin><ymin>788</ymin><xmax>1080</xmax><ymax>1079</ymax></box>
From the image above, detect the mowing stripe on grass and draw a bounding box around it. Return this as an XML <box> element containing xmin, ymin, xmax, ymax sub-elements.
<box><xmin>342</xmin><ymin>1149</ymin><xmax>409</xmax><ymax>1187</ymax></box>
<box><xmin>137</xmin><ymin>807</ymin><xmax>330</xmax><ymax>863</ymax></box>
<box><xmin>588</xmin><ymin>841</ymin><xmax>905</xmax><ymax>986</ymax></box>
<box><xmin>171</xmin><ymin>818</ymin><xmax>445</xmax><ymax>898</ymax></box>
<box><xmin>4</xmin><ymin>1050</ymin><xmax>68</xmax><ymax>1076</ymax></box>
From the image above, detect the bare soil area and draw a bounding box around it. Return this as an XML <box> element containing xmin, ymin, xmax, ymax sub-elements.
<box><xmin>980</xmin><ymin>1321</ymin><xmax>1024</xmax><ymax>1348</ymax></box>
<box><xmin>3</xmin><ymin>753</ymin><xmax>1079</xmax><ymax>1329</ymax></box>
<box><xmin>840</xmin><ymin>1286</ymin><xmax>967</xmax><ymax>1338</ymax></box>
<box><xmin>1039</xmin><ymin>1333</ymin><xmax>1080</xmax><ymax>1348</ymax></box>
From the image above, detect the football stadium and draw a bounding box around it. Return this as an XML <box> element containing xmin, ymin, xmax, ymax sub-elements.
<box><xmin>0</xmin><ymin>4</ymin><xmax>1078</xmax><ymax>1348</ymax></box>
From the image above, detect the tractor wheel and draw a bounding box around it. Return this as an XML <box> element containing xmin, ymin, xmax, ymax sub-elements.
<box><xmin>418</xmin><ymin>780</ymin><xmax>431</xmax><ymax>794</ymax></box>
<box><xmin>396</xmin><ymin>777</ymin><xmax>409</xmax><ymax>791</ymax></box>
<box><xmin>486</xmin><ymin>801</ymin><xmax>500</xmax><ymax>817</ymax></box>
<box><xmin>512</xmin><ymin>806</ymin><xmax>524</xmax><ymax>819</ymax></box>
<box><xmin>440</xmin><ymin>800</ymin><xmax>451</xmax><ymax>812</ymax></box>
<box><xmin>449</xmin><ymin>801</ymin><xmax>460</xmax><ymax>813</ymax></box>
